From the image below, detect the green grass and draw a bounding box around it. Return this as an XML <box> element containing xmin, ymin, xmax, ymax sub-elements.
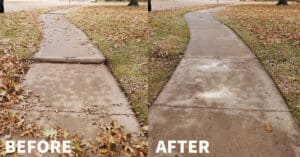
<box><xmin>215</xmin><ymin>4</ymin><xmax>300</xmax><ymax>121</ymax></box>
<box><xmin>66</xmin><ymin>5</ymin><xmax>148</xmax><ymax>126</ymax></box>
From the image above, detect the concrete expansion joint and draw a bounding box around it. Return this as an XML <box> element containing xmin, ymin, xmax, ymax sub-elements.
<box><xmin>151</xmin><ymin>104</ymin><xmax>291</xmax><ymax>113</ymax></box>
<box><xmin>32</xmin><ymin>57</ymin><xmax>106</xmax><ymax>64</ymax></box>
<box><xmin>183</xmin><ymin>56</ymin><xmax>258</xmax><ymax>60</ymax></box>
<box><xmin>9</xmin><ymin>108</ymin><xmax>135</xmax><ymax>116</ymax></box>
<box><xmin>44</xmin><ymin>12</ymin><xmax>65</xmax><ymax>15</ymax></box>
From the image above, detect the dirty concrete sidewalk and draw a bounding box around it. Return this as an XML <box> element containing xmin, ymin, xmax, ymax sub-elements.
<box><xmin>34</xmin><ymin>9</ymin><xmax>105</xmax><ymax>63</ymax></box>
<box><xmin>13</xmin><ymin>8</ymin><xmax>140</xmax><ymax>139</ymax></box>
<box><xmin>149</xmin><ymin>7</ymin><xmax>300</xmax><ymax>157</ymax></box>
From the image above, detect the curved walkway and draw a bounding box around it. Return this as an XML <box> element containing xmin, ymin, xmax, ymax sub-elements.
<box><xmin>14</xmin><ymin>8</ymin><xmax>140</xmax><ymax>139</ymax></box>
<box><xmin>149</xmin><ymin>7</ymin><xmax>300</xmax><ymax>157</ymax></box>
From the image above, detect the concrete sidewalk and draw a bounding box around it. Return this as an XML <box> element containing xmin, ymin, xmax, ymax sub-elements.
<box><xmin>149</xmin><ymin>7</ymin><xmax>300</xmax><ymax>157</ymax></box>
<box><xmin>14</xmin><ymin>8</ymin><xmax>140</xmax><ymax>139</ymax></box>
<box><xmin>33</xmin><ymin>9</ymin><xmax>105</xmax><ymax>63</ymax></box>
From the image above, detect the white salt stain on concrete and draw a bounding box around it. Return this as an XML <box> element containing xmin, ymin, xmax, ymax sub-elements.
<box><xmin>196</xmin><ymin>86</ymin><xmax>235</xmax><ymax>99</ymax></box>
<box><xmin>195</xmin><ymin>61</ymin><xmax>229</xmax><ymax>72</ymax></box>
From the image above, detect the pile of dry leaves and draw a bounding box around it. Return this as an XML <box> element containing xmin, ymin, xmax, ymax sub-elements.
<box><xmin>0</xmin><ymin>42</ymin><xmax>30</xmax><ymax>108</ymax></box>
<box><xmin>0</xmin><ymin>113</ymin><xmax>147</xmax><ymax>156</ymax></box>
<box><xmin>0</xmin><ymin>110</ymin><xmax>42</xmax><ymax>156</ymax></box>
<box><xmin>0</xmin><ymin>10</ymin><xmax>41</xmax><ymax>156</ymax></box>
<box><xmin>0</xmin><ymin>10</ymin><xmax>43</xmax><ymax>108</ymax></box>
<box><xmin>68</xmin><ymin>121</ymin><xmax>147</xmax><ymax>157</ymax></box>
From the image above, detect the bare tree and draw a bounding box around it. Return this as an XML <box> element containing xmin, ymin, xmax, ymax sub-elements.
<box><xmin>277</xmin><ymin>0</ymin><xmax>288</xmax><ymax>5</ymax></box>
<box><xmin>128</xmin><ymin>0</ymin><xmax>138</xmax><ymax>6</ymax></box>
<box><xmin>0</xmin><ymin>0</ymin><xmax>4</xmax><ymax>13</ymax></box>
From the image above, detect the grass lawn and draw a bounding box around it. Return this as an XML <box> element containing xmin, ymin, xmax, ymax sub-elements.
<box><xmin>0</xmin><ymin>10</ymin><xmax>41</xmax><ymax>108</ymax></box>
<box><xmin>0</xmin><ymin>7</ymin><xmax>54</xmax><ymax>155</ymax></box>
<box><xmin>0</xmin><ymin>10</ymin><xmax>42</xmax><ymax>59</ymax></box>
<box><xmin>0</xmin><ymin>6</ymin><xmax>72</xmax><ymax>107</ymax></box>
<box><xmin>0</xmin><ymin>6</ymin><xmax>72</xmax><ymax>59</ymax></box>
<box><xmin>148</xmin><ymin>4</ymin><xmax>222</xmax><ymax>104</ymax></box>
<box><xmin>215</xmin><ymin>4</ymin><xmax>300</xmax><ymax>122</ymax></box>
<box><xmin>66</xmin><ymin>5</ymin><xmax>148</xmax><ymax>126</ymax></box>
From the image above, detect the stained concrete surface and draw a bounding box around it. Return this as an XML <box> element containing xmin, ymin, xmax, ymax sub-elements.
<box><xmin>149</xmin><ymin>107</ymin><xmax>300</xmax><ymax>157</ymax></box>
<box><xmin>149</xmin><ymin>7</ymin><xmax>300</xmax><ymax>157</ymax></box>
<box><xmin>34</xmin><ymin>9</ymin><xmax>105</xmax><ymax>63</ymax></box>
<box><xmin>21</xmin><ymin>64</ymin><xmax>131</xmax><ymax>114</ymax></box>
<box><xmin>14</xmin><ymin>8</ymin><xmax>140</xmax><ymax>140</ymax></box>
<box><xmin>16</xmin><ymin>64</ymin><xmax>140</xmax><ymax>138</ymax></box>
<box><xmin>12</xmin><ymin>110</ymin><xmax>139</xmax><ymax>140</ymax></box>
<box><xmin>154</xmin><ymin>58</ymin><xmax>289</xmax><ymax>111</ymax></box>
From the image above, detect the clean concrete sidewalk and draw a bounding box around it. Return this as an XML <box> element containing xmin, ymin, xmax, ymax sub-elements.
<box><xmin>149</xmin><ymin>7</ymin><xmax>300</xmax><ymax>157</ymax></box>
<box><xmin>14</xmin><ymin>9</ymin><xmax>140</xmax><ymax>139</ymax></box>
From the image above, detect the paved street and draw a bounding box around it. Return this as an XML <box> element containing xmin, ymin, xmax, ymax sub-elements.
<box><xmin>4</xmin><ymin>1</ymin><xmax>75</xmax><ymax>12</ymax></box>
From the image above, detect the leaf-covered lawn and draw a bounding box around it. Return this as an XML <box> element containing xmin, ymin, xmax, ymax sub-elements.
<box><xmin>0</xmin><ymin>11</ymin><xmax>42</xmax><ymax>59</ymax></box>
<box><xmin>0</xmin><ymin>6</ymin><xmax>74</xmax><ymax>107</ymax></box>
<box><xmin>0</xmin><ymin>7</ymin><xmax>62</xmax><ymax>155</ymax></box>
<box><xmin>1</xmin><ymin>7</ymin><xmax>147</xmax><ymax>156</ymax></box>
<box><xmin>148</xmin><ymin>4</ymin><xmax>222</xmax><ymax>104</ymax></box>
<box><xmin>215</xmin><ymin>4</ymin><xmax>300</xmax><ymax>122</ymax></box>
<box><xmin>66</xmin><ymin>5</ymin><xmax>148</xmax><ymax>126</ymax></box>
<box><xmin>0</xmin><ymin>9</ymin><xmax>48</xmax><ymax>110</ymax></box>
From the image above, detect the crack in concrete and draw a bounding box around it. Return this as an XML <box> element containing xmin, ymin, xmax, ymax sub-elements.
<box><xmin>151</xmin><ymin>104</ymin><xmax>291</xmax><ymax>113</ymax></box>
<box><xmin>44</xmin><ymin>13</ymin><xmax>66</xmax><ymax>15</ymax></box>
<box><xmin>9</xmin><ymin>108</ymin><xmax>135</xmax><ymax>116</ymax></box>
<box><xmin>183</xmin><ymin>56</ymin><xmax>257</xmax><ymax>60</ymax></box>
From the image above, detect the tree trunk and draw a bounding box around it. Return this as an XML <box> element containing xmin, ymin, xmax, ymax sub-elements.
<box><xmin>148</xmin><ymin>0</ymin><xmax>152</xmax><ymax>11</ymax></box>
<box><xmin>0</xmin><ymin>0</ymin><xmax>4</xmax><ymax>13</ymax></box>
<box><xmin>277</xmin><ymin>0</ymin><xmax>288</xmax><ymax>5</ymax></box>
<box><xmin>128</xmin><ymin>0</ymin><xmax>138</xmax><ymax>6</ymax></box>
